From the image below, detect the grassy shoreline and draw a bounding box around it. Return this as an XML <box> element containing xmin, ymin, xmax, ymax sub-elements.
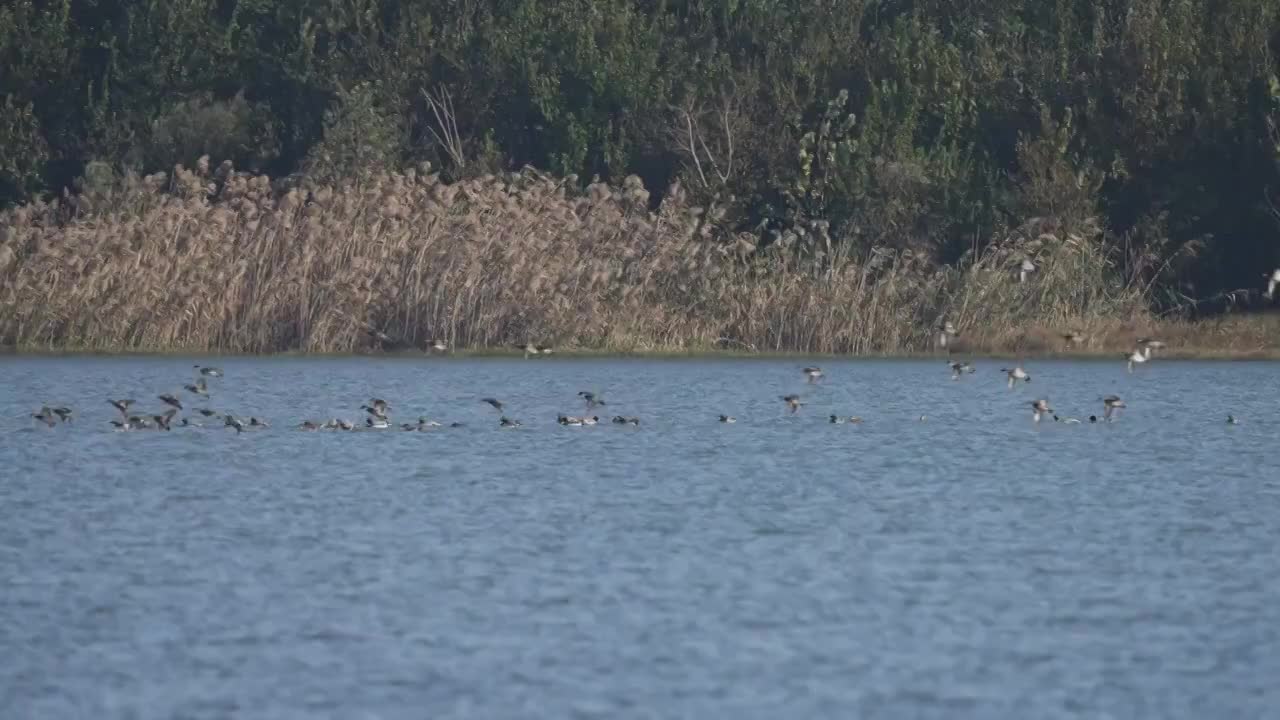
<box><xmin>4</xmin><ymin>317</ymin><xmax>1278</xmax><ymax>361</ymax></box>
<box><xmin>3</xmin><ymin>165</ymin><xmax>1279</xmax><ymax>360</ymax></box>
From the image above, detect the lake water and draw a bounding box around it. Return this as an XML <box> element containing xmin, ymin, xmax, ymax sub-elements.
<box><xmin>2</xmin><ymin>355</ymin><xmax>1278</xmax><ymax>718</ymax></box>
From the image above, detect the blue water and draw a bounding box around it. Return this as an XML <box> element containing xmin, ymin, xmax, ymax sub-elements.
<box><xmin>2</xmin><ymin>355</ymin><xmax>1277</xmax><ymax>718</ymax></box>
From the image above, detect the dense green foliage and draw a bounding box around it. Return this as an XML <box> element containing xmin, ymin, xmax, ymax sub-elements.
<box><xmin>2</xmin><ymin>0</ymin><xmax>1279</xmax><ymax>306</ymax></box>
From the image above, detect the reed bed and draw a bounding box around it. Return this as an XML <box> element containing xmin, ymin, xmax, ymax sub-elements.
<box><xmin>0</xmin><ymin>160</ymin><xmax>1273</xmax><ymax>356</ymax></box>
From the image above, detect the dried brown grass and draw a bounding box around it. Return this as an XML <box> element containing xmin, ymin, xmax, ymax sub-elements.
<box><xmin>0</xmin><ymin>160</ymin><xmax>1274</xmax><ymax>356</ymax></box>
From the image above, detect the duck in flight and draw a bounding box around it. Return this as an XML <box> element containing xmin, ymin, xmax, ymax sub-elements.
<box><xmin>1265</xmin><ymin>269</ymin><xmax>1280</xmax><ymax>300</ymax></box>
<box><xmin>1001</xmin><ymin>366</ymin><xmax>1030</xmax><ymax>388</ymax></box>
<box><xmin>802</xmin><ymin>367</ymin><xmax>823</xmax><ymax>384</ymax></box>
<box><xmin>194</xmin><ymin>365</ymin><xmax>223</xmax><ymax>377</ymax></box>
<box><xmin>1061</xmin><ymin>331</ymin><xmax>1086</xmax><ymax>347</ymax></box>
<box><xmin>1019</xmin><ymin>258</ymin><xmax>1036</xmax><ymax>283</ymax></box>
<box><xmin>1030</xmin><ymin>399</ymin><xmax>1052</xmax><ymax>423</ymax></box>
<box><xmin>948</xmin><ymin>361</ymin><xmax>975</xmax><ymax>380</ymax></box>
<box><xmin>578</xmin><ymin>391</ymin><xmax>606</xmax><ymax>409</ymax></box>
<box><xmin>159</xmin><ymin>394</ymin><xmax>183</xmax><ymax>411</ymax></box>
<box><xmin>780</xmin><ymin>395</ymin><xmax>804</xmax><ymax>414</ymax></box>
<box><xmin>109</xmin><ymin>399</ymin><xmax>135</xmax><ymax>417</ymax></box>
<box><xmin>1102</xmin><ymin>395</ymin><xmax>1126</xmax><ymax>421</ymax></box>
<box><xmin>183</xmin><ymin>378</ymin><xmax>209</xmax><ymax>397</ymax></box>
<box><xmin>152</xmin><ymin>409</ymin><xmax>178</xmax><ymax>431</ymax></box>
<box><xmin>937</xmin><ymin>320</ymin><xmax>959</xmax><ymax>350</ymax></box>
<box><xmin>1126</xmin><ymin>346</ymin><xmax>1150</xmax><ymax>373</ymax></box>
<box><xmin>31</xmin><ymin>407</ymin><xmax>57</xmax><ymax>427</ymax></box>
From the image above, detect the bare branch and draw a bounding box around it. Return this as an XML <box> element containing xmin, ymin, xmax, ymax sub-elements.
<box><xmin>424</xmin><ymin>85</ymin><xmax>466</xmax><ymax>171</ymax></box>
<box><xmin>670</xmin><ymin>84</ymin><xmax>740</xmax><ymax>192</ymax></box>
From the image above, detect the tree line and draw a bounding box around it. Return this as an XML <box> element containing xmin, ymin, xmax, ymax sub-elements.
<box><xmin>2</xmin><ymin>0</ymin><xmax>1279</xmax><ymax>308</ymax></box>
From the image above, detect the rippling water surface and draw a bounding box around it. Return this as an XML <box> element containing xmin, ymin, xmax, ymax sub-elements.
<box><xmin>2</xmin><ymin>355</ymin><xmax>1278</xmax><ymax>718</ymax></box>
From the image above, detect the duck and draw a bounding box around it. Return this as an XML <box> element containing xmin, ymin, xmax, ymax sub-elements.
<box><xmin>499</xmin><ymin>416</ymin><xmax>522</xmax><ymax>428</ymax></box>
<box><xmin>802</xmin><ymin>367</ymin><xmax>824</xmax><ymax>383</ymax></box>
<box><xmin>194</xmin><ymin>365</ymin><xmax>223</xmax><ymax>377</ymax></box>
<box><xmin>1018</xmin><ymin>258</ymin><xmax>1037</xmax><ymax>283</ymax></box>
<box><xmin>158</xmin><ymin>394</ymin><xmax>184</xmax><ymax>411</ymax></box>
<box><xmin>1137</xmin><ymin>338</ymin><xmax>1167</xmax><ymax>354</ymax></box>
<box><xmin>937</xmin><ymin>320</ymin><xmax>959</xmax><ymax>349</ymax></box>
<box><xmin>481</xmin><ymin>397</ymin><xmax>504</xmax><ymax>412</ymax></box>
<box><xmin>578</xmin><ymin>391</ymin><xmax>606</xmax><ymax>409</ymax></box>
<box><xmin>1227</xmin><ymin>414</ymin><xmax>1240</xmax><ymax>425</ymax></box>
<box><xmin>31</xmin><ymin>407</ymin><xmax>57</xmax><ymax>427</ymax></box>
<box><xmin>612</xmin><ymin>416</ymin><xmax>640</xmax><ymax>426</ymax></box>
<box><xmin>109</xmin><ymin>419</ymin><xmax>132</xmax><ymax>431</ymax></box>
<box><xmin>335</xmin><ymin>419</ymin><xmax>354</xmax><ymax>431</ymax></box>
<box><xmin>127</xmin><ymin>415</ymin><xmax>152</xmax><ymax>429</ymax></box>
<box><xmin>427</xmin><ymin>339</ymin><xmax>449</xmax><ymax>353</ymax></box>
<box><xmin>1001</xmin><ymin>366</ymin><xmax>1031</xmax><ymax>388</ymax></box>
<box><xmin>1126</xmin><ymin>346</ymin><xmax>1151</xmax><ymax>373</ymax></box>
<box><xmin>298</xmin><ymin>420</ymin><xmax>320</xmax><ymax>431</ymax></box>
<box><xmin>780</xmin><ymin>394</ymin><xmax>804</xmax><ymax>414</ymax></box>
<box><xmin>1102</xmin><ymin>395</ymin><xmax>1126</xmax><ymax>421</ymax></box>
<box><xmin>179</xmin><ymin>418</ymin><xmax>203</xmax><ymax>428</ymax></box>
<box><xmin>948</xmin><ymin>361</ymin><xmax>975</xmax><ymax>380</ymax></box>
<box><xmin>366</xmin><ymin>416</ymin><xmax>390</xmax><ymax>429</ymax></box>
<box><xmin>152</xmin><ymin>409</ymin><xmax>178</xmax><ymax>431</ymax></box>
<box><xmin>517</xmin><ymin>343</ymin><xmax>542</xmax><ymax>358</ymax></box>
<box><xmin>48</xmin><ymin>406</ymin><xmax>73</xmax><ymax>423</ymax></box>
<box><xmin>1030</xmin><ymin>399</ymin><xmax>1052</xmax><ymax>423</ymax></box>
<box><xmin>224</xmin><ymin>414</ymin><xmax>245</xmax><ymax>433</ymax></box>
<box><xmin>183</xmin><ymin>378</ymin><xmax>209</xmax><ymax>397</ymax></box>
<box><xmin>718</xmin><ymin>415</ymin><xmax>736</xmax><ymax>423</ymax></box>
<box><xmin>196</xmin><ymin>408</ymin><xmax>221</xmax><ymax>419</ymax></box>
<box><xmin>558</xmin><ymin>415</ymin><xmax>584</xmax><ymax>426</ymax></box>
<box><xmin>109</xmin><ymin>398</ymin><xmax>135</xmax><ymax>416</ymax></box>
<box><xmin>249</xmin><ymin>417</ymin><xmax>269</xmax><ymax>428</ymax></box>
<box><xmin>829</xmin><ymin>415</ymin><xmax>864</xmax><ymax>424</ymax></box>
<box><xmin>1265</xmin><ymin>269</ymin><xmax>1280</xmax><ymax>300</ymax></box>
<box><xmin>1053</xmin><ymin>414</ymin><xmax>1081</xmax><ymax>424</ymax></box>
<box><xmin>417</xmin><ymin>416</ymin><xmax>443</xmax><ymax>428</ymax></box>
<box><xmin>1089</xmin><ymin>415</ymin><xmax>1099</xmax><ymax>423</ymax></box>
<box><xmin>582</xmin><ymin>415</ymin><xmax>599</xmax><ymax>425</ymax></box>
<box><xmin>1061</xmin><ymin>331</ymin><xmax>1086</xmax><ymax>347</ymax></box>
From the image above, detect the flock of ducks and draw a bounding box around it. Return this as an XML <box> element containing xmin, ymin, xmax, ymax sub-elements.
<box><xmin>23</xmin><ymin>334</ymin><xmax>1246</xmax><ymax>432</ymax></box>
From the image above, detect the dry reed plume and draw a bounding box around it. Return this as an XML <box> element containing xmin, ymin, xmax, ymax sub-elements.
<box><xmin>0</xmin><ymin>159</ymin><xmax>1272</xmax><ymax>356</ymax></box>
